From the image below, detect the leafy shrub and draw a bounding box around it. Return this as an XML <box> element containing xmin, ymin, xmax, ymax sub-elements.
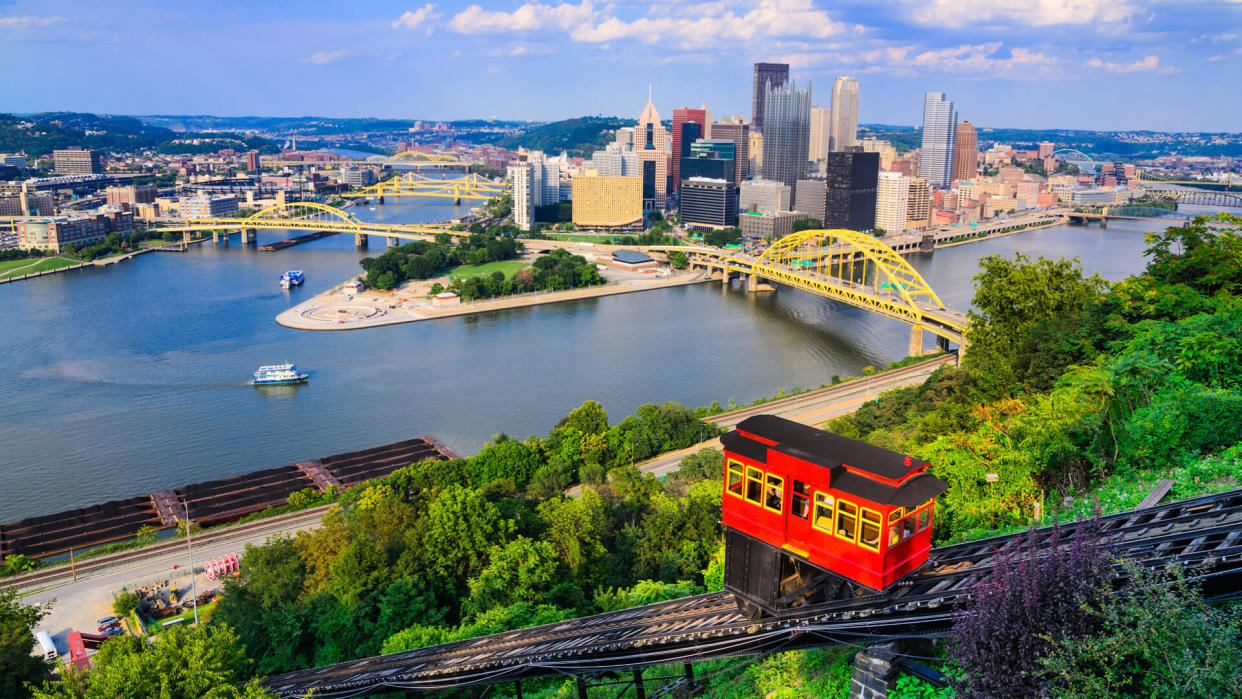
<box><xmin>950</xmin><ymin>521</ymin><xmax>1111</xmax><ymax>698</ymax></box>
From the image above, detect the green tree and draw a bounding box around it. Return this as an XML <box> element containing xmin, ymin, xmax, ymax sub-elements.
<box><xmin>668</xmin><ymin>250</ymin><xmax>689</xmax><ymax>269</ymax></box>
<box><xmin>111</xmin><ymin>591</ymin><xmax>140</xmax><ymax>618</ymax></box>
<box><xmin>32</xmin><ymin>624</ymin><xmax>271</xmax><ymax>699</ymax></box>
<box><xmin>792</xmin><ymin>217</ymin><xmax>823</xmax><ymax>233</ymax></box>
<box><xmin>0</xmin><ymin>587</ymin><xmax>52</xmax><ymax>699</ymax></box>
<box><xmin>464</xmin><ymin>537</ymin><xmax>561</xmax><ymax>615</ymax></box>
<box><xmin>965</xmin><ymin>253</ymin><xmax>1108</xmax><ymax>397</ymax></box>
<box><xmin>420</xmin><ymin>485</ymin><xmax>512</xmax><ymax>578</ymax></box>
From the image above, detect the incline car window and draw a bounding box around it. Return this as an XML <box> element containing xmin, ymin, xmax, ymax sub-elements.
<box><xmin>859</xmin><ymin>509</ymin><xmax>881</xmax><ymax>551</ymax></box>
<box><xmin>791</xmin><ymin>480</ymin><xmax>810</xmax><ymax>519</ymax></box>
<box><xmin>745</xmin><ymin>467</ymin><xmax>763</xmax><ymax>504</ymax></box>
<box><xmin>836</xmin><ymin>501</ymin><xmax>858</xmax><ymax>542</ymax></box>
<box><xmin>764</xmin><ymin>474</ymin><xmax>784</xmax><ymax>513</ymax></box>
<box><xmin>726</xmin><ymin>460</ymin><xmax>744</xmax><ymax>498</ymax></box>
<box><xmin>813</xmin><ymin>492</ymin><xmax>834</xmax><ymax>531</ymax></box>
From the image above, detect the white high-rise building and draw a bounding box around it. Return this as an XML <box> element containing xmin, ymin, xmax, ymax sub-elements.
<box><xmin>508</xmin><ymin>162</ymin><xmax>534</xmax><ymax>231</ymax></box>
<box><xmin>876</xmin><ymin>171</ymin><xmax>910</xmax><ymax>234</ymax></box>
<box><xmin>829</xmin><ymin>77</ymin><xmax>859</xmax><ymax>152</ymax></box>
<box><xmin>919</xmin><ymin>92</ymin><xmax>958</xmax><ymax>188</ymax></box>
<box><xmin>809</xmin><ymin>106</ymin><xmax>831</xmax><ymax>166</ymax></box>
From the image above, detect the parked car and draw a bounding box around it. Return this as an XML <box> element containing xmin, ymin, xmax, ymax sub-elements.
<box><xmin>101</xmin><ymin>626</ymin><xmax>125</xmax><ymax>636</ymax></box>
<box><xmin>96</xmin><ymin>616</ymin><xmax>119</xmax><ymax>626</ymax></box>
<box><xmin>97</xmin><ymin>621</ymin><xmax>120</xmax><ymax>633</ymax></box>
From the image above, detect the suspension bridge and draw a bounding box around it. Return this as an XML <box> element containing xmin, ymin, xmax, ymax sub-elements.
<box><xmin>148</xmin><ymin>201</ymin><xmax>460</xmax><ymax>248</ymax></box>
<box><xmin>342</xmin><ymin>173</ymin><xmax>507</xmax><ymax>204</ymax></box>
<box><xmin>652</xmin><ymin>229</ymin><xmax>970</xmax><ymax>353</ymax></box>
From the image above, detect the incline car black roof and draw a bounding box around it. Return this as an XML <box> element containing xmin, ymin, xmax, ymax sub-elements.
<box><xmin>732</xmin><ymin>415</ymin><xmax>929</xmax><ymax>480</ymax></box>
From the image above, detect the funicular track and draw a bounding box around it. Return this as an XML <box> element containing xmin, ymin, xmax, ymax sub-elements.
<box><xmin>265</xmin><ymin>488</ymin><xmax>1242</xmax><ymax>697</ymax></box>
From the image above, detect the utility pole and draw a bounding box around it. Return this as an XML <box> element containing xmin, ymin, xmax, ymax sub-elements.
<box><xmin>184</xmin><ymin>502</ymin><xmax>199</xmax><ymax>625</ymax></box>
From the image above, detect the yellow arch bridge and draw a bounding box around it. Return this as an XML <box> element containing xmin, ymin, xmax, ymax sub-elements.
<box><xmin>651</xmin><ymin>229</ymin><xmax>969</xmax><ymax>351</ymax></box>
<box><xmin>149</xmin><ymin>201</ymin><xmax>467</xmax><ymax>248</ymax></box>
<box><xmin>343</xmin><ymin>173</ymin><xmax>506</xmax><ymax>204</ymax></box>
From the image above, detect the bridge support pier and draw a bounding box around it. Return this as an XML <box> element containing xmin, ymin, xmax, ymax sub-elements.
<box><xmin>377</xmin><ymin>196</ymin><xmax>384</xmax><ymax>205</ymax></box>
<box><xmin>212</xmin><ymin>231</ymin><xmax>220</xmax><ymax>245</ymax></box>
<box><xmin>746</xmin><ymin>273</ymin><xmax>774</xmax><ymax>293</ymax></box>
<box><xmin>850</xmin><ymin>642</ymin><xmax>899</xmax><ymax>699</ymax></box>
<box><xmin>240</xmin><ymin>229</ymin><xmax>256</xmax><ymax>246</ymax></box>
<box><xmin>908</xmin><ymin>326</ymin><xmax>924</xmax><ymax>357</ymax></box>
<box><xmin>355</xmin><ymin>232</ymin><xmax>368</xmax><ymax>248</ymax></box>
<box><xmin>1099</xmin><ymin>217</ymin><xmax>1108</xmax><ymax>229</ymax></box>
<box><xmin>181</xmin><ymin>231</ymin><xmax>191</xmax><ymax>245</ymax></box>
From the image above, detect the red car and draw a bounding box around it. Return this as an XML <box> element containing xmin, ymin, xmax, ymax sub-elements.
<box><xmin>720</xmin><ymin>415</ymin><xmax>947</xmax><ymax>618</ymax></box>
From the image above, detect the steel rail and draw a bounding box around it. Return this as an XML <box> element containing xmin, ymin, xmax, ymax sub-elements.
<box><xmin>264</xmin><ymin>487</ymin><xmax>1242</xmax><ymax>697</ymax></box>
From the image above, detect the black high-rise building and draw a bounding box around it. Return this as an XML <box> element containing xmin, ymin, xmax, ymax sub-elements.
<box><xmin>796</xmin><ymin>151</ymin><xmax>878</xmax><ymax>231</ymax></box>
<box><xmin>680</xmin><ymin>178</ymin><xmax>738</xmax><ymax>228</ymax></box>
<box><xmin>681</xmin><ymin>140</ymin><xmax>735</xmax><ymax>184</ymax></box>
<box><xmin>751</xmin><ymin>62</ymin><xmax>789</xmax><ymax>132</ymax></box>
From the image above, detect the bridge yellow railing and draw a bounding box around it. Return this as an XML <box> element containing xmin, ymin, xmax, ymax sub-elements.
<box><xmin>342</xmin><ymin>173</ymin><xmax>506</xmax><ymax>201</ymax></box>
<box><xmin>652</xmin><ymin>229</ymin><xmax>969</xmax><ymax>345</ymax></box>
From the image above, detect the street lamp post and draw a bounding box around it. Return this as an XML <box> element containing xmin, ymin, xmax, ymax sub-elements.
<box><xmin>184</xmin><ymin>502</ymin><xmax>199</xmax><ymax>625</ymax></box>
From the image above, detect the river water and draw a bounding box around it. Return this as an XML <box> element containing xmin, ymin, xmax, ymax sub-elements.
<box><xmin>0</xmin><ymin>204</ymin><xmax>1202</xmax><ymax>521</ymax></box>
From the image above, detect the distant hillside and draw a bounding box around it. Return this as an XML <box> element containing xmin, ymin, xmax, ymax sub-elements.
<box><xmin>0</xmin><ymin>112</ymin><xmax>278</xmax><ymax>157</ymax></box>
<box><xmin>138</xmin><ymin>115</ymin><xmax>529</xmax><ymax>136</ymax></box>
<box><xmin>493</xmin><ymin>116</ymin><xmax>633</xmax><ymax>156</ymax></box>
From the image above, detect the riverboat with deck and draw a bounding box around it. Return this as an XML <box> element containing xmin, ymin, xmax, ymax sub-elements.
<box><xmin>252</xmin><ymin>363</ymin><xmax>309</xmax><ymax>385</ymax></box>
<box><xmin>280</xmin><ymin>270</ymin><xmax>305</xmax><ymax>289</ymax></box>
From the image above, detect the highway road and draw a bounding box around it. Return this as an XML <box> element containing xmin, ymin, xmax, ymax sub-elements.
<box><xmin>12</xmin><ymin>508</ymin><xmax>327</xmax><ymax>657</ymax></box>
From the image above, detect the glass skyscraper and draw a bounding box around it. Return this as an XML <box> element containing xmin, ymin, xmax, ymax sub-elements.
<box><xmin>761</xmin><ymin>79</ymin><xmax>813</xmax><ymax>206</ymax></box>
<box><xmin>919</xmin><ymin>92</ymin><xmax>958</xmax><ymax>188</ymax></box>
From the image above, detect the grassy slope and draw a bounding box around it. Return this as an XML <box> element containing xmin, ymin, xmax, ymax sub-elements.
<box><xmin>446</xmin><ymin>260</ymin><xmax>528</xmax><ymax>280</ymax></box>
<box><xmin>0</xmin><ymin>256</ymin><xmax>79</xmax><ymax>280</ymax></box>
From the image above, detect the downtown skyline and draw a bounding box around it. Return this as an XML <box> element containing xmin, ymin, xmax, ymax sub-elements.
<box><xmin>2</xmin><ymin>0</ymin><xmax>1242</xmax><ymax>132</ymax></box>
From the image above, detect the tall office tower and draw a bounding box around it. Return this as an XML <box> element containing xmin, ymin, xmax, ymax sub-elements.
<box><xmin>680</xmin><ymin>178</ymin><xmax>737</xmax><ymax>228</ymax></box>
<box><xmin>636</xmin><ymin>92</ymin><xmax>669</xmax><ymax>209</ymax></box>
<box><xmin>761</xmin><ymin>79</ymin><xmax>813</xmax><ymax>204</ymax></box>
<box><xmin>919</xmin><ymin>92</ymin><xmax>957</xmax><ymax>188</ymax></box>
<box><xmin>700</xmin><ymin>102</ymin><xmax>713</xmax><ymax>138</ymax></box>
<box><xmin>739</xmin><ymin>179</ymin><xmax>791</xmax><ymax>214</ymax></box>
<box><xmin>906</xmin><ymin>177</ymin><xmax>931</xmax><ymax>230</ymax></box>
<box><xmin>245</xmin><ymin>150</ymin><xmax>261</xmax><ymax>173</ymax></box>
<box><xmin>1038</xmin><ymin>141</ymin><xmax>1055</xmax><ymax>159</ymax></box>
<box><xmin>681</xmin><ymin>140</ymin><xmax>736</xmax><ymax>183</ymax></box>
<box><xmin>751</xmin><ymin>62</ymin><xmax>789</xmax><ymax>131</ymax></box>
<box><xmin>749</xmin><ymin>131</ymin><xmax>764</xmax><ymax>175</ymax></box>
<box><xmin>875</xmin><ymin>171</ymin><xmax>911</xmax><ymax>233</ymax></box>
<box><xmin>588</xmin><ymin>143</ymin><xmax>639</xmax><ymax>177</ymax></box>
<box><xmin>952</xmin><ymin>121</ymin><xmax>978</xmax><ymax>183</ymax></box>
<box><xmin>809</xmin><ymin>107</ymin><xmax>831</xmax><ymax>166</ymax></box>
<box><xmin>507</xmin><ymin>161</ymin><xmax>534</xmax><ymax>231</ymax></box>
<box><xmin>671</xmin><ymin>108</ymin><xmax>707</xmax><ymax>193</ymax></box>
<box><xmin>710</xmin><ymin>120</ymin><xmax>749</xmax><ymax>185</ymax></box>
<box><xmin>823</xmin><ymin>151</ymin><xmax>878</xmax><ymax>230</ymax></box>
<box><xmin>829</xmin><ymin>77</ymin><xmax>859</xmax><ymax>152</ymax></box>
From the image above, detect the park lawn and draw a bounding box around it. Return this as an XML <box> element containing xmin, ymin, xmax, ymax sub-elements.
<box><xmin>447</xmin><ymin>260</ymin><xmax>528</xmax><ymax>280</ymax></box>
<box><xmin>547</xmin><ymin>233</ymin><xmax>618</xmax><ymax>243</ymax></box>
<box><xmin>0</xmin><ymin>256</ymin><xmax>80</xmax><ymax>280</ymax></box>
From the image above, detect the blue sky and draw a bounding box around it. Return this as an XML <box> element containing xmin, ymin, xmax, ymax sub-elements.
<box><xmin>2</xmin><ymin>0</ymin><xmax>1241</xmax><ymax>131</ymax></box>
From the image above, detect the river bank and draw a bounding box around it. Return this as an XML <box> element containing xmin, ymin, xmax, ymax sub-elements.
<box><xmin>276</xmin><ymin>267</ymin><xmax>709</xmax><ymax>330</ymax></box>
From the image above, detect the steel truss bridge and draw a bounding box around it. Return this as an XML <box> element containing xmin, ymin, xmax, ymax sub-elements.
<box><xmin>148</xmin><ymin>201</ymin><xmax>458</xmax><ymax>248</ymax></box>
<box><xmin>342</xmin><ymin>173</ymin><xmax>506</xmax><ymax>203</ymax></box>
<box><xmin>364</xmin><ymin>152</ymin><xmax>480</xmax><ymax>168</ymax></box>
<box><xmin>263</xmin><ymin>487</ymin><xmax>1242</xmax><ymax>698</ymax></box>
<box><xmin>653</xmin><ymin>229</ymin><xmax>970</xmax><ymax>352</ymax></box>
<box><xmin>1069</xmin><ymin>205</ymin><xmax>1193</xmax><ymax>222</ymax></box>
<box><xmin>1137</xmin><ymin>185</ymin><xmax>1242</xmax><ymax>208</ymax></box>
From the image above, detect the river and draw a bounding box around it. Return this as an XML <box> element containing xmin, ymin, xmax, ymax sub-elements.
<box><xmin>0</xmin><ymin>204</ymin><xmax>1207</xmax><ymax>521</ymax></box>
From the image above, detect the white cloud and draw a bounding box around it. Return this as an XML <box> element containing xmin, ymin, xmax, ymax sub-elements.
<box><xmin>303</xmin><ymin>50</ymin><xmax>349</xmax><ymax>64</ymax></box>
<box><xmin>909</xmin><ymin>43</ymin><xmax>1058</xmax><ymax>73</ymax></box>
<box><xmin>447</xmin><ymin>0</ymin><xmax>843</xmax><ymax>47</ymax></box>
<box><xmin>907</xmin><ymin>0</ymin><xmax>1138</xmax><ymax>28</ymax></box>
<box><xmin>0</xmin><ymin>15</ymin><xmax>64</xmax><ymax>28</ymax></box>
<box><xmin>1085</xmin><ymin>54</ymin><xmax>1162</xmax><ymax>72</ymax></box>
<box><xmin>392</xmin><ymin>4</ymin><xmax>442</xmax><ymax>32</ymax></box>
<box><xmin>449</xmin><ymin>1</ymin><xmax>595</xmax><ymax>34</ymax></box>
<box><xmin>489</xmin><ymin>42</ymin><xmax>555</xmax><ymax>57</ymax></box>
